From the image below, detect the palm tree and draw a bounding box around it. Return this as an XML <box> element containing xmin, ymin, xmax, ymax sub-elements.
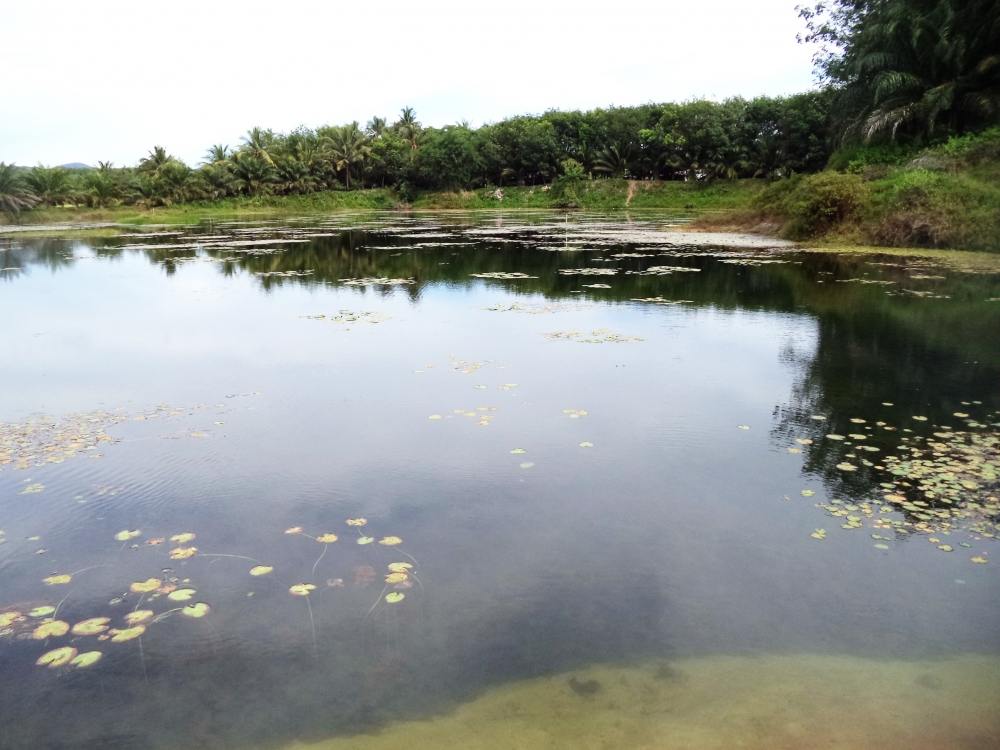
<box><xmin>592</xmin><ymin>144</ymin><xmax>635</xmax><ymax>178</ymax></box>
<box><xmin>204</xmin><ymin>144</ymin><xmax>230</xmax><ymax>165</ymax></box>
<box><xmin>24</xmin><ymin>166</ymin><xmax>72</xmax><ymax>206</ymax></box>
<box><xmin>805</xmin><ymin>0</ymin><xmax>1000</xmax><ymax>141</ymax></box>
<box><xmin>0</xmin><ymin>163</ymin><xmax>39</xmax><ymax>215</ymax></box>
<box><xmin>138</xmin><ymin>146</ymin><xmax>174</xmax><ymax>174</ymax></box>
<box><xmin>231</xmin><ymin>152</ymin><xmax>276</xmax><ymax>195</ymax></box>
<box><xmin>322</xmin><ymin>122</ymin><xmax>370</xmax><ymax>189</ymax></box>
<box><xmin>366</xmin><ymin>116</ymin><xmax>388</xmax><ymax>137</ymax></box>
<box><xmin>194</xmin><ymin>162</ymin><xmax>237</xmax><ymax>200</ymax></box>
<box><xmin>395</xmin><ymin>106</ymin><xmax>421</xmax><ymax>149</ymax></box>
<box><xmin>242</xmin><ymin>128</ymin><xmax>276</xmax><ymax>166</ymax></box>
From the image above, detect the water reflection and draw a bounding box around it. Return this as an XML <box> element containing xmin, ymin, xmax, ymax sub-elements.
<box><xmin>0</xmin><ymin>213</ymin><xmax>998</xmax><ymax>749</ymax></box>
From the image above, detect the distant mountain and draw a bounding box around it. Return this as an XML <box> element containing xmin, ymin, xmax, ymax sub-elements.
<box><xmin>59</xmin><ymin>162</ymin><xmax>92</xmax><ymax>170</ymax></box>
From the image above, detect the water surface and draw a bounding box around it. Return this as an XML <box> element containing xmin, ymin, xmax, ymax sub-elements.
<box><xmin>1</xmin><ymin>213</ymin><xmax>998</xmax><ymax>748</ymax></box>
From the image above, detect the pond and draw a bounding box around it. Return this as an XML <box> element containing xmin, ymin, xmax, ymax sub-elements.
<box><xmin>1</xmin><ymin>212</ymin><xmax>999</xmax><ymax>749</ymax></box>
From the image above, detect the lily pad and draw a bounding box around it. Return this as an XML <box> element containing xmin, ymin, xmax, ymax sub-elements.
<box><xmin>32</xmin><ymin>620</ymin><xmax>70</xmax><ymax>639</ymax></box>
<box><xmin>385</xmin><ymin>572</ymin><xmax>409</xmax><ymax>584</ymax></box>
<box><xmin>387</xmin><ymin>562</ymin><xmax>413</xmax><ymax>573</ymax></box>
<box><xmin>385</xmin><ymin>592</ymin><xmax>405</xmax><ymax>604</ymax></box>
<box><xmin>345</xmin><ymin>518</ymin><xmax>367</xmax><ymax>527</ymax></box>
<box><xmin>357</xmin><ymin>536</ymin><xmax>374</xmax><ymax>545</ymax></box>
<box><xmin>114</xmin><ymin>530</ymin><xmax>141</xmax><ymax>542</ymax></box>
<box><xmin>168</xmin><ymin>588</ymin><xmax>197</xmax><ymax>602</ymax></box>
<box><xmin>110</xmin><ymin>625</ymin><xmax>145</xmax><ymax>642</ymax></box>
<box><xmin>0</xmin><ymin>611</ymin><xmax>22</xmax><ymax>628</ymax></box>
<box><xmin>170</xmin><ymin>532</ymin><xmax>196</xmax><ymax>544</ymax></box>
<box><xmin>169</xmin><ymin>546</ymin><xmax>197</xmax><ymax>560</ymax></box>
<box><xmin>289</xmin><ymin>583</ymin><xmax>316</xmax><ymax>596</ymax></box>
<box><xmin>71</xmin><ymin>617</ymin><xmax>110</xmax><ymax>636</ymax></box>
<box><xmin>124</xmin><ymin>610</ymin><xmax>154</xmax><ymax>625</ymax></box>
<box><xmin>181</xmin><ymin>603</ymin><xmax>210</xmax><ymax>619</ymax></box>
<box><xmin>316</xmin><ymin>533</ymin><xmax>339</xmax><ymax>543</ymax></box>
<box><xmin>130</xmin><ymin>578</ymin><xmax>161</xmax><ymax>593</ymax></box>
<box><xmin>43</xmin><ymin>574</ymin><xmax>72</xmax><ymax>586</ymax></box>
<box><xmin>36</xmin><ymin>646</ymin><xmax>77</xmax><ymax>668</ymax></box>
<box><xmin>249</xmin><ymin>565</ymin><xmax>273</xmax><ymax>577</ymax></box>
<box><xmin>28</xmin><ymin>606</ymin><xmax>55</xmax><ymax>618</ymax></box>
<box><xmin>379</xmin><ymin>536</ymin><xmax>403</xmax><ymax>546</ymax></box>
<box><xmin>70</xmin><ymin>651</ymin><xmax>102</xmax><ymax>668</ymax></box>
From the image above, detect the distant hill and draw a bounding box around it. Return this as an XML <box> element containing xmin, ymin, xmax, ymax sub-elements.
<box><xmin>59</xmin><ymin>162</ymin><xmax>92</xmax><ymax>170</ymax></box>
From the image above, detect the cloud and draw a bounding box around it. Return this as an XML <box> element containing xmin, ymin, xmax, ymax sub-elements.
<box><xmin>1</xmin><ymin>0</ymin><xmax>817</xmax><ymax>165</ymax></box>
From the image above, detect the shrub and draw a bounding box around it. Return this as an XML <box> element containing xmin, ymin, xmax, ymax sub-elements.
<box><xmin>756</xmin><ymin>172</ymin><xmax>868</xmax><ymax>239</ymax></box>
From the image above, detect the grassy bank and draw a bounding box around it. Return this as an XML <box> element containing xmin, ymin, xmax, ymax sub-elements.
<box><xmin>3</xmin><ymin>179</ymin><xmax>763</xmax><ymax>229</ymax></box>
<box><xmin>697</xmin><ymin>129</ymin><xmax>1000</xmax><ymax>252</ymax></box>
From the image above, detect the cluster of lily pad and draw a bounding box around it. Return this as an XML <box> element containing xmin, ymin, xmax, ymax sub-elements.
<box><xmin>1</xmin><ymin>402</ymin><xmax>238</xmax><ymax>474</ymax></box>
<box><xmin>338</xmin><ymin>277</ymin><xmax>416</xmax><ymax>287</ymax></box>
<box><xmin>302</xmin><ymin>310</ymin><xmax>390</xmax><ymax>325</ymax></box>
<box><xmin>469</xmin><ymin>272</ymin><xmax>538</xmax><ymax>280</ymax></box>
<box><xmin>625</xmin><ymin>265</ymin><xmax>702</xmax><ymax>276</ymax></box>
<box><xmin>1</xmin><ymin>516</ymin><xmax>418</xmax><ymax>676</ymax></box>
<box><xmin>799</xmin><ymin>405</ymin><xmax>998</xmax><ymax>564</ymax></box>
<box><xmin>544</xmin><ymin>329</ymin><xmax>643</xmax><ymax>344</ymax></box>
<box><xmin>1</xmin><ymin>531</ymin><xmax>212</xmax><ymax>673</ymax></box>
<box><xmin>283</xmin><ymin>519</ymin><xmax>415</xmax><ymax>608</ymax></box>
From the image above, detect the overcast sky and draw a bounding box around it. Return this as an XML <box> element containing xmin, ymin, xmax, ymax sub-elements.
<box><xmin>2</xmin><ymin>0</ymin><xmax>818</xmax><ymax>167</ymax></box>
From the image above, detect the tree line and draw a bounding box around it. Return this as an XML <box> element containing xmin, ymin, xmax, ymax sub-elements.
<box><xmin>1</xmin><ymin>0</ymin><xmax>996</xmax><ymax>215</ymax></box>
<box><xmin>2</xmin><ymin>95</ymin><xmax>831</xmax><ymax>210</ymax></box>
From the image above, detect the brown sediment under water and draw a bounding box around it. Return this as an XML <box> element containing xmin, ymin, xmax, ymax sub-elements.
<box><xmin>284</xmin><ymin>654</ymin><xmax>1000</xmax><ymax>750</ymax></box>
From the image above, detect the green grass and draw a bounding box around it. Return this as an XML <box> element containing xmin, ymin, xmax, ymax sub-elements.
<box><xmin>408</xmin><ymin>179</ymin><xmax>764</xmax><ymax>211</ymax></box>
<box><xmin>6</xmin><ymin>189</ymin><xmax>399</xmax><ymax>227</ymax></box>
<box><xmin>707</xmin><ymin>130</ymin><xmax>1000</xmax><ymax>252</ymax></box>
<box><xmin>2</xmin><ymin>179</ymin><xmax>765</xmax><ymax>233</ymax></box>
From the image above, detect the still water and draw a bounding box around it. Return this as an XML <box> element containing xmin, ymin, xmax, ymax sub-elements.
<box><xmin>1</xmin><ymin>213</ymin><xmax>998</xmax><ymax>749</ymax></box>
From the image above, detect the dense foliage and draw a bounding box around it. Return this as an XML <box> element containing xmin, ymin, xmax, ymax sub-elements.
<box><xmin>799</xmin><ymin>0</ymin><xmax>1000</xmax><ymax>142</ymax></box>
<box><xmin>0</xmin><ymin>94</ymin><xmax>831</xmax><ymax>212</ymax></box>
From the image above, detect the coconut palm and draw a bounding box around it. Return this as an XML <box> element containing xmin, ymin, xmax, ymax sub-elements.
<box><xmin>194</xmin><ymin>162</ymin><xmax>237</xmax><ymax>200</ymax></box>
<box><xmin>0</xmin><ymin>163</ymin><xmax>39</xmax><ymax>215</ymax></box>
<box><xmin>322</xmin><ymin>122</ymin><xmax>370</xmax><ymax>189</ymax></box>
<box><xmin>138</xmin><ymin>146</ymin><xmax>174</xmax><ymax>174</ymax></box>
<box><xmin>395</xmin><ymin>106</ymin><xmax>421</xmax><ymax>149</ymax></box>
<box><xmin>231</xmin><ymin>152</ymin><xmax>276</xmax><ymax>195</ymax></box>
<box><xmin>204</xmin><ymin>144</ymin><xmax>230</xmax><ymax>165</ymax></box>
<box><xmin>366</xmin><ymin>116</ymin><xmax>388</xmax><ymax>137</ymax></box>
<box><xmin>241</xmin><ymin>128</ymin><xmax>276</xmax><ymax>166</ymax></box>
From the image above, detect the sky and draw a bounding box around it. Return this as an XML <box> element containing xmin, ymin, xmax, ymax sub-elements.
<box><xmin>1</xmin><ymin>0</ymin><xmax>819</xmax><ymax>167</ymax></box>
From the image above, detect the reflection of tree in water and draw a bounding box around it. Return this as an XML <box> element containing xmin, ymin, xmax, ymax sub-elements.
<box><xmin>773</xmin><ymin>262</ymin><xmax>1000</xmax><ymax>533</ymax></box>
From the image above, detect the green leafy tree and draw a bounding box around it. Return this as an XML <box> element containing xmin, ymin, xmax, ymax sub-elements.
<box><xmin>412</xmin><ymin>125</ymin><xmax>483</xmax><ymax>189</ymax></box>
